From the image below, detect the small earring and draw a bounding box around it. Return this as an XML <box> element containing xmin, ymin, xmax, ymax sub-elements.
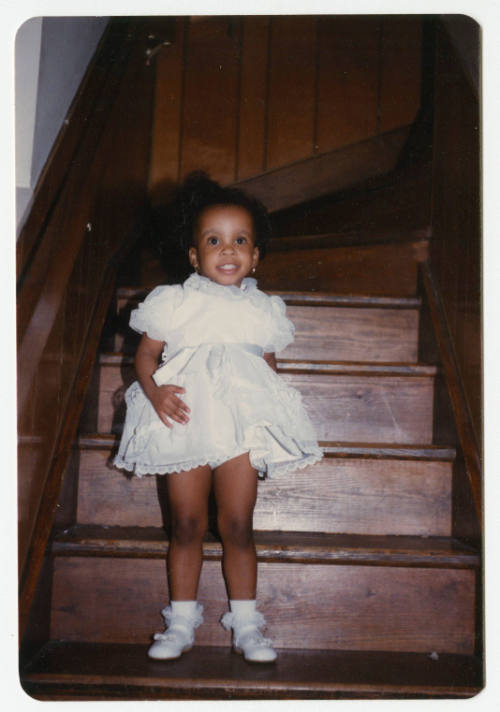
<box><xmin>252</xmin><ymin>267</ymin><xmax>256</xmax><ymax>274</ymax></box>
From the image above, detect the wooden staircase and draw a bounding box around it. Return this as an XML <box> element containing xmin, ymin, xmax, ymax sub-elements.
<box><xmin>20</xmin><ymin>230</ymin><xmax>482</xmax><ymax>699</ymax></box>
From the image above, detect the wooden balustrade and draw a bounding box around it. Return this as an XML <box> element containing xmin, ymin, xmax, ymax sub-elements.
<box><xmin>17</xmin><ymin>18</ymin><xmax>170</xmax><ymax>636</ymax></box>
<box><xmin>427</xmin><ymin>18</ymin><xmax>481</xmax><ymax>529</ymax></box>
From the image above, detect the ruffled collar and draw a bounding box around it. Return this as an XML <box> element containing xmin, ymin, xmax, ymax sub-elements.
<box><xmin>184</xmin><ymin>272</ymin><xmax>258</xmax><ymax>298</ymax></box>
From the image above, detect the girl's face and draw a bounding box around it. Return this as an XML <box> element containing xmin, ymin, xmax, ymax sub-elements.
<box><xmin>189</xmin><ymin>204</ymin><xmax>259</xmax><ymax>287</ymax></box>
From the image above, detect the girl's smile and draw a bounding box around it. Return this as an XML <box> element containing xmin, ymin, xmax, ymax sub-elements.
<box><xmin>189</xmin><ymin>204</ymin><xmax>259</xmax><ymax>287</ymax></box>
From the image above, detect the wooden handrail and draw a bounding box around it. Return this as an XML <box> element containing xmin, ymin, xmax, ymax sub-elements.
<box><xmin>420</xmin><ymin>261</ymin><xmax>482</xmax><ymax>529</ymax></box>
<box><xmin>17</xmin><ymin>18</ymin><xmax>166</xmax><ymax>638</ymax></box>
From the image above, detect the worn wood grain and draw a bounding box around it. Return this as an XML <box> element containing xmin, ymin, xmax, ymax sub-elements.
<box><xmin>180</xmin><ymin>17</ymin><xmax>241</xmax><ymax>184</ymax></box>
<box><xmin>21</xmin><ymin>642</ymin><xmax>483</xmax><ymax>700</ymax></box>
<box><xmin>237</xmin><ymin>17</ymin><xmax>270</xmax><ymax>180</ymax></box>
<box><xmin>266</xmin><ymin>16</ymin><xmax>317</xmax><ymax>169</ymax></box>
<box><xmin>148</xmin><ymin>19</ymin><xmax>186</xmax><ymax>200</ymax></box>
<box><xmin>255</xmin><ymin>241</ymin><xmax>421</xmax><ymax>294</ymax></box>
<box><xmin>94</xmin><ymin>361</ymin><xmax>435</xmax><ymax>443</ymax></box>
<box><xmin>379</xmin><ymin>16</ymin><xmax>422</xmax><ymax>133</ymax></box>
<box><xmin>50</xmin><ymin>556</ymin><xmax>475</xmax><ymax>653</ymax></box>
<box><xmin>52</xmin><ymin>527</ymin><xmax>479</xmax><ymax>569</ymax></box>
<box><xmin>234</xmin><ymin>126</ymin><xmax>411</xmax><ymax>213</ymax></box>
<box><xmin>113</xmin><ymin>295</ymin><xmax>420</xmax><ymax>363</ymax></box>
<box><xmin>316</xmin><ymin>16</ymin><xmax>379</xmax><ymax>152</ymax></box>
<box><xmin>75</xmin><ymin>447</ymin><xmax>451</xmax><ymax>536</ymax></box>
<box><xmin>428</xmin><ymin>21</ymin><xmax>481</xmax><ymax>526</ymax></box>
<box><xmin>18</xmin><ymin>21</ymin><xmax>156</xmax><ymax>631</ymax></box>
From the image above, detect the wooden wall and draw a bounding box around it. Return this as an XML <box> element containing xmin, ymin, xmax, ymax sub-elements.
<box><xmin>149</xmin><ymin>15</ymin><xmax>423</xmax><ymax>201</ymax></box>
<box><xmin>17</xmin><ymin>20</ymin><xmax>162</xmax><ymax>611</ymax></box>
<box><xmin>430</xmin><ymin>19</ymin><xmax>481</xmax><ymax>453</ymax></box>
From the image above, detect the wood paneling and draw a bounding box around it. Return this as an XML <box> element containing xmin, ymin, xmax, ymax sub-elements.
<box><xmin>266</xmin><ymin>16</ymin><xmax>317</xmax><ymax>169</ymax></box>
<box><xmin>18</xmin><ymin>19</ymin><xmax>158</xmax><ymax>632</ymax></box>
<box><xmin>237</xmin><ymin>16</ymin><xmax>270</xmax><ymax>180</ymax></box>
<box><xmin>148</xmin><ymin>19</ymin><xmax>186</xmax><ymax>200</ymax></box>
<box><xmin>180</xmin><ymin>17</ymin><xmax>242</xmax><ymax>184</ymax></box>
<box><xmin>51</xmin><ymin>555</ymin><xmax>475</xmax><ymax>653</ymax></box>
<box><xmin>379</xmin><ymin>16</ymin><xmax>422</xmax><ymax>132</ymax></box>
<box><xmin>149</xmin><ymin>16</ymin><xmax>424</xmax><ymax>199</ymax></box>
<box><xmin>317</xmin><ymin>16</ymin><xmax>380</xmax><ymax>152</ymax></box>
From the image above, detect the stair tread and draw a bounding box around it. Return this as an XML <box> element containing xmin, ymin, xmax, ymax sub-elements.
<box><xmin>21</xmin><ymin>641</ymin><xmax>482</xmax><ymax>699</ymax></box>
<box><xmin>98</xmin><ymin>352</ymin><xmax>439</xmax><ymax>377</ymax></box>
<box><xmin>52</xmin><ymin>526</ymin><xmax>480</xmax><ymax>568</ymax></box>
<box><xmin>76</xmin><ymin>433</ymin><xmax>456</xmax><ymax>460</ymax></box>
<box><xmin>116</xmin><ymin>286</ymin><xmax>422</xmax><ymax>309</ymax></box>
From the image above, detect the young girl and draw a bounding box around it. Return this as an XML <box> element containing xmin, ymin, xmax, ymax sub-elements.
<box><xmin>114</xmin><ymin>173</ymin><xmax>322</xmax><ymax>663</ymax></box>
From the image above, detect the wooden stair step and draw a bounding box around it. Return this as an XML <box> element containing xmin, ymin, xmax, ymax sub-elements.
<box><xmin>53</xmin><ymin>526</ymin><xmax>480</xmax><ymax>568</ymax></box>
<box><xmin>111</xmin><ymin>289</ymin><xmax>422</xmax><ymax>362</ymax></box>
<box><xmin>79</xmin><ymin>434</ymin><xmax>455</xmax><ymax>459</ymax></box>
<box><xmin>100</xmin><ymin>353</ymin><xmax>438</xmax><ymax>375</ymax></box>
<box><xmin>21</xmin><ymin>641</ymin><xmax>482</xmax><ymax>700</ymax></box>
<box><xmin>117</xmin><ymin>286</ymin><xmax>423</xmax><ymax>307</ymax></box>
<box><xmin>88</xmin><ymin>356</ymin><xmax>436</xmax><ymax>443</ymax></box>
<box><xmin>252</xmin><ymin>239</ymin><xmax>428</xmax><ymax>294</ymax></box>
<box><xmin>49</xmin><ymin>527</ymin><xmax>478</xmax><ymax>653</ymax></box>
<box><xmin>73</xmin><ymin>438</ymin><xmax>454</xmax><ymax>536</ymax></box>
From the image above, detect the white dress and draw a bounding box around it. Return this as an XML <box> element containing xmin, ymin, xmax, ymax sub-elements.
<box><xmin>114</xmin><ymin>273</ymin><xmax>323</xmax><ymax>477</ymax></box>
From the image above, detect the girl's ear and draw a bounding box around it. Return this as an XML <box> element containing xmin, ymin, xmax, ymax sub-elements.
<box><xmin>188</xmin><ymin>246</ymin><xmax>198</xmax><ymax>270</ymax></box>
<box><xmin>252</xmin><ymin>246</ymin><xmax>259</xmax><ymax>268</ymax></box>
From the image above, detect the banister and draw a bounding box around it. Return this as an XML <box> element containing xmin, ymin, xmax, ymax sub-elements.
<box><xmin>17</xmin><ymin>18</ymin><xmax>164</xmax><ymax>639</ymax></box>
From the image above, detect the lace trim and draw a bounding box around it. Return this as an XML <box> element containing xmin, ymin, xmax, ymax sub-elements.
<box><xmin>184</xmin><ymin>272</ymin><xmax>258</xmax><ymax>298</ymax></box>
<box><xmin>220</xmin><ymin>611</ymin><xmax>274</xmax><ymax>649</ymax></box>
<box><xmin>153</xmin><ymin>603</ymin><xmax>204</xmax><ymax>641</ymax></box>
<box><xmin>114</xmin><ymin>453</ymin><xmax>247</xmax><ymax>477</ymax></box>
<box><xmin>114</xmin><ymin>447</ymin><xmax>322</xmax><ymax>478</ymax></box>
<box><xmin>114</xmin><ymin>444</ymin><xmax>323</xmax><ymax>478</ymax></box>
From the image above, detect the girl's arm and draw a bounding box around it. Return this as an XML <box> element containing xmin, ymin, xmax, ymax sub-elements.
<box><xmin>135</xmin><ymin>333</ymin><xmax>190</xmax><ymax>427</ymax></box>
<box><xmin>263</xmin><ymin>352</ymin><xmax>277</xmax><ymax>372</ymax></box>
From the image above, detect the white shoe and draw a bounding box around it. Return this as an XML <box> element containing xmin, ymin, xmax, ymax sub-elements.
<box><xmin>148</xmin><ymin>603</ymin><xmax>203</xmax><ymax>660</ymax></box>
<box><xmin>221</xmin><ymin>610</ymin><xmax>277</xmax><ymax>663</ymax></box>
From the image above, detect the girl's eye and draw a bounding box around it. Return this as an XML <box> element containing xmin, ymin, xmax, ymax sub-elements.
<box><xmin>235</xmin><ymin>237</ymin><xmax>247</xmax><ymax>245</ymax></box>
<box><xmin>207</xmin><ymin>237</ymin><xmax>219</xmax><ymax>246</ymax></box>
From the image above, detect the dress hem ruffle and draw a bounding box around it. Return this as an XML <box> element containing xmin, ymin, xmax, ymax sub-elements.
<box><xmin>113</xmin><ymin>446</ymin><xmax>323</xmax><ymax>479</ymax></box>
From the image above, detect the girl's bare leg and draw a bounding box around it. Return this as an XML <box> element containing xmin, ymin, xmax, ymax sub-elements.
<box><xmin>166</xmin><ymin>464</ymin><xmax>212</xmax><ymax>600</ymax></box>
<box><xmin>213</xmin><ymin>453</ymin><xmax>258</xmax><ymax>600</ymax></box>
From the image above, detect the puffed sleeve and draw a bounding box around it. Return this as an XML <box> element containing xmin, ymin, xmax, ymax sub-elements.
<box><xmin>262</xmin><ymin>295</ymin><xmax>295</xmax><ymax>353</ymax></box>
<box><xmin>129</xmin><ymin>284</ymin><xmax>183</xmax><ymax>341</ymax></box>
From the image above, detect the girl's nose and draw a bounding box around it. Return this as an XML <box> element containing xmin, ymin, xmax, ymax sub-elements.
<box><xmin>221</xmin><ymin>242</ymin><xmax>235</xmax><ymax>253</ymax></box>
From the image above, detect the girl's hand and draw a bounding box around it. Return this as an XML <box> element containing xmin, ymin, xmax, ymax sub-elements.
<box><xmin>150</xmin><ymin>384</ymin><xmax>190</xmax><ymax>428</ymax></box>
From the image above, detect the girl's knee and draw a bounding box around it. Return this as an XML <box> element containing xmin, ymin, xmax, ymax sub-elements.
<box><xmin>171</xmin><ymin>514</ymin><xmax>207</xmax><ymax>546</ymax></box>
<box><xmin>218</xmin><ymin>513</ymin><xmax>253</xmax><ymax>548</ymax></box>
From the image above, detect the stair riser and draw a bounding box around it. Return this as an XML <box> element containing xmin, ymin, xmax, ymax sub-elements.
<box><xmin>254</xmin><ymin>243</ymin><xmax>421</xmax><ymax>295</ymax></box>
<box><xmin>114</xmin><ymin>303</ymin><xmax>420</xmax><ymax>363</ymax></box>
<box><xmin>90</xmin><ymin>366</ymin><xmax>435</xmax><ymax>443</ymax></box>
<box><xmin>51</xmin><ymin>556</ymin><xmax>476</xmax><ymax>654</ymax></box>
<box><xmin>77</xmin><ymin>449</ymin><xmax>452</xmax><ymax>536</ymax></box>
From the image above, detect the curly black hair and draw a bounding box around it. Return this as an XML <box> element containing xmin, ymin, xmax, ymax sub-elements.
<box><xmin>169</xmin><ymin>171</ymin><xmax>272</xmax><ymax>260</ymax></box>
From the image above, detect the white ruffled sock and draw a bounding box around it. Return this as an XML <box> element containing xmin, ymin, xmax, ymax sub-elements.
<box><xmin>229</xmin><ymin>599</ymin><xmax>257</xmax><ymax>617</ymax></box>
<box><xmin>170</xmin><ymin>600</ymin><xmax>199</xmax><ymax>617</ymax></box>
